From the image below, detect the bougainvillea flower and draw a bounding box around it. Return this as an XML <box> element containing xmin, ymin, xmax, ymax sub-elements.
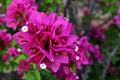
<box><xmin>8</xmin><ymin>47</ymin><xmax>21</xmax><ymax>57</ymax></box>
<box><xmin>71</xmin><ymin>36</ymin><xmax>103</xmax><ymax>69</ymax></box>
<box><xmin>90</xmin><ymin>28</ymin><xmax>106</xmax><ymax>41</ymax></box>
<box><xmin>2</xmin><ymin>54</ymin><xmax>10</xmax><ymax>63</ymax></box>
<box><xmin>108</xmin><ymin>66</ymin><xmax>118</xmax><ymax>75</ymax></box>
<box><xmin>56</xmin><ymin>64</ymin><xmax>79</xmax><ymax>80</ymax></box>
<box><xmin>14</xmin><ymin>10</ymin><xmax>103</xmax><ymax>73</ymax></box>
<box><xmin>17</xmin><ymin>60</ymin><xmax>30</xmax><ymax>71</ymax></box>
<box><xmin>70</xmin><ymin>36</ymin><xmax>90</xmax><ymax>69</ymax></box>
<box><xmin>13</xmin><ymin>11</ymin><xmax>78</xmax><ymax>72</ymax></box>
<box><xmin>56</xmin><ymin>64</ymin><xmax>71</xmax><ymax>78</ymax></box>
<box><xmin>5</xmin><ymin>0</ymin><xmax>37</xmax><ymax>30</ymax></box>
<box><xmin>89</xmin><ymin>45</ymin><xmax>103</xmax><ymax>61</ymax></box>
<box><xmin>65</xmin><ymin>74</ymin><xmax>78</xmax><ymax>80</ymax></box>
<box><xmin>0</xmin><ymin>30</ymin><xmax>12</xmax><ymax>50</ymax></box>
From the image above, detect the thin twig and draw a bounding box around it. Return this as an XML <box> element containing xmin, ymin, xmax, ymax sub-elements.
<box><xmin>80</xmin><ymin>65</ymin><xmax>90</xmax><ymax>80</ymax></box>
<box><xmin>86</xmin><ymin>0</ymin><xmax>96</xmax><ymax>37</ymax></box>
<box><xmin>80</xmin><ymin>1</ymin><xmax>96</xmax><ymax>80</ymax></box>
<box><xmin>95</xmin><ymin>18</ymin><xmax>112</xmax><ymax>29</ymax></box>
<box><xmin>63</xmin><ymin>0</ymin><xmax>70</xmax><ymax>17</ymax></box>
<box><xmin>101</xmin><ymin>46</ymin><xmax>119</xmax><ymax>80</ymax></box>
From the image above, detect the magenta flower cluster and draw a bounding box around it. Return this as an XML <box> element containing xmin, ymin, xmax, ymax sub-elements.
<box><xmin>5</xmin><ymin>0</ymin><xmax>37</xmax><ymax>30</ymax></box>
<box><xmin>2</xmin><ymin>47</ymin><xmax>21</xmax><ymax>63</ymax></box>
<box><xmin>13</xmin><ymin>11</ymin><xmax>103</xmax><ymax>80</ymax></box>
<box><xmin>0</xmin><ymin>0</ymin><xmax>104</xmax><ymax>80</ymax></box>
<box><xmin>0</xmin><ymin>30</ymin><xmax>12</xmax><ymax>50</ymax></box>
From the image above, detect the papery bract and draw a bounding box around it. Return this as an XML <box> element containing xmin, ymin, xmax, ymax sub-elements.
<box><xmin>17</xmin><ymin>60</ymin><xmax>30</xmax><ymax>71</ymax></box>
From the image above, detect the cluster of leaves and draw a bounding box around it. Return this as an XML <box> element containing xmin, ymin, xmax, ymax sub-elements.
<box><xmin>38</xmin><ymin>0</ymin><xmax>63</xmax><ymax>14</ymax></box>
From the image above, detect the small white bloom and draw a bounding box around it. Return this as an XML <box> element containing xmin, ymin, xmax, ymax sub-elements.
<box><xmin>17</xmin><ymin>48</ymin><xmax>21</xmax><ymax>52</ymax></box>
<box><xmin>75</xmin><ymin>46</ymin><xmax>79</xmax><ymax>52</ymax></box>
<box><xmin>76</xmin><ymin>76</ymin><xmax>79</xmax><ymax>79</ymax></box>
<box><xmin>40</xmin><ymin>63</ymin><xmax>47</xmax><ymax>69</ymax></box>
<box><xmin>22</xmin><ymin>26</ymin><xmax>28</xmax><ymax>32</ymax></box>
<box><xmin>76</xmin><ymin>56</ymin><xmax>80</xmax><ymax>60</ymax></box>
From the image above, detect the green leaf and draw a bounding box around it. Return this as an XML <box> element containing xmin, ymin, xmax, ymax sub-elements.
<box><xmin>56</xmin><ymin>0</ymin><xmax>61</xmax><ymax>4</ymax></box>
<box><xmin>15</xmin><ymin>55</ymin><xmax>27</xmax><ymax>63</ymax></box>
<box><xmin>40</xmin><ymin>69</ymin><xmax>61</xmax><ymax>80</ymax></box>
<box><xmin>33</xmin><ymin>70</ymin><xmax>41</xmax><ymax>80</ymax></box>
<box><xmin>9</xmin><ymin>57</ymin><xmax>14</xmax><ymax>62</ymax></box>
<box><xmin>6</xmin><ymin>0</ymin><xmax>12</xmax><ymax>6</ymax></box>
<box><xmin>23</xmin><ymin>70</ymin><xmax>41</xmax><ymax>80</ymax></box>
<box><xmin>12</xmin><ymin>40</ymin><xmax>17</xmax><ymax>46</ymax></box>
<box><xmin>112</xmin><ymin>56</ymin><xmax>120</xmax><ymax>64</ymax></box>
<box><xmin>46</xmin><ymin>0</ymin><xmax>54</xmax><ymax>3</ymax></box>
<box><xmin>71</xmin><ymin>62</ymin><xmax>76</xmax><ymax>72</ymax></box>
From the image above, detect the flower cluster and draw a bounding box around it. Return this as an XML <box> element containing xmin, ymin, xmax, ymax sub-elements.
<box><xmin>0</xmin><ymin>30</ymin><xmax>12</xmax><ymax>50</ymax></box>
<box><xmin>90</xmin><ymin>27</ymin><xmax>106</xmax><ymax>41</ymax></box>
<box><xmin>13</xmin><ymin>11</ymin><xmax>78</xmax><ymax>72</ymax></box>
<box><xmin>13</xmin><ymin>10</ymin><xmax>103</xmax><ymax>79</ymax></box>
<box><xmin>0</xmin><ymin>0</ymin><xmax>104</xmax><ymax>80</ymax></box>
<box><xmin>5</xmin><ymin>0</ymin><xmax>37</xmax><ymax>30</ymax></box>
<box><xmin>2</xmin><ymin>47</ymin><xmax>22</xmax><ymax>63</ymax></box>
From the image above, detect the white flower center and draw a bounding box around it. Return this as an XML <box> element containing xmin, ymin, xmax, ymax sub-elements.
<box><xmin>22</xmin><ymin>26</ymin><xmax>28</xmax><ymax>32</ymax></box>
<box><xmin>40</xmin><ymin>63</ymin><xmax>47</xmax><ymax>69</ymax></box>
<box><xmin>75</xmin><ymin>46</ymin><xmax>79</xmax><ymax>52</ymax></box>
<box><xmin>76</xmin><ymin>56</ymin><xmax>80</xmax><ymax>60</ymax></box>
<box><xmin>17</xmin><ymin>48</ymin><xmax>21</xmax><ymax>52</ymax></box>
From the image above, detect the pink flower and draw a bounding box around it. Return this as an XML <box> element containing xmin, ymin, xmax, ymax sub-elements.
<box><xmin>8</xmin><ymin>47</ymin><xmax>21</xmax><ymax>57</ymax></box>
<box><xmin>2</xmin><ymin>54</ymin><xmax>10</xmax><ymax>63</ymax></box>
<box><xmin>0</xmin><ymin>30</ymin><xmax>12</xmax><ymax>50</ymax></box>
<box><xmin>71</xmin><ymin>36</ymin><xmax>91</xmax><ymax>69</ymax></box>
<box><xmin>114</xmin><ymin>8</ymin><xmax>120</xmax><ymax>26</ymax></box>
<box><xmin>13</xmin><ymin>11</ymin><xmax>78</xmax><ymax>72</ymax></box>
<box><xmin>89</xmin><ymin>45</ymin><xmax>103</xmax><ymax>61</ymax></box>
<box><xmin>108</xmin><ymin>66</ymin><xmax>118</xmax><ymax>75</ymax></box>
<box><xmin>5</xmin><ymin>0</ymin><xmax>37</xmax><ymax>30</ymax></box>
<box><xmin>82</xmin><ymin>7</ymin><xmax>89</xmax><ymax>16</ymax></box>
<box><xmin>14</xmin><ymin>11</ymin><xmax>103</xmax><ymax>73</ymax></box>
<box><xmin>17</xmin><ymin>60</ymin><xmax>30</xmax><ymax>71</ymax></box>
<box><xmin>56</xmin><ymin>64</ymin><xmax>79</xmax><ymax>80</ymax></box>
<box><xmin>65</xmin><ymin>74</ymin><xmax>78</xmax><ymax>80</ymax></box>
<box><xmin>90</xmin><ymin>28</ymin><xmax>106</xmax><ymax>41</ymax></box>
